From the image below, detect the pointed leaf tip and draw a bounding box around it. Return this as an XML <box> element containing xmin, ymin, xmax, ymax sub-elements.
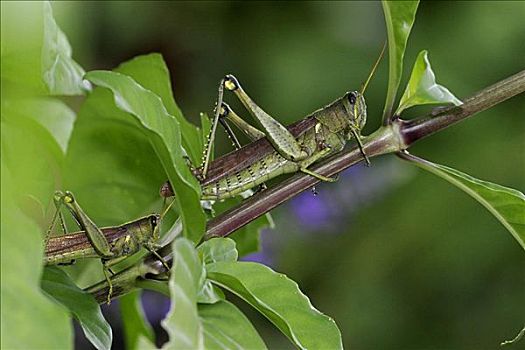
<box><xmin>397</xmin><ymin>50</ymin><xmax>462</xmax><ymax>114</ymax></box>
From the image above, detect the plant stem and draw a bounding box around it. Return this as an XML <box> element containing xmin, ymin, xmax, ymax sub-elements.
<box><xmin>401</xmin><ymin>69</ymin><xmax>525</xmax><ymax>144</ymax></box>
<box><xmin>206</xmin><ymin>69</ymin><xmax>525</xmax><ymax>239</ymax></box>
<box><xmin>88</xmin><ymin>69</ymin><xmax>525</xmax><ymax>303</ymax></box>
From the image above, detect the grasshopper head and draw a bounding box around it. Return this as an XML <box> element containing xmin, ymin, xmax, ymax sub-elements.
<box><xmin>342</xmin><ymin>91</ymin><xmax>367</xmax><ymax>135</ymax></box>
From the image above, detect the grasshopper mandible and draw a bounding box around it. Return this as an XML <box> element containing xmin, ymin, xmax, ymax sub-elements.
<box><xmin>44</xmin><ymin>190</ymin><xmax>169</xmax><ymax>303</ymax></box>
<box><xmin>160</xmin><ymin>46</ymin><xmax>384</xmax><ymax>201</ymax></box>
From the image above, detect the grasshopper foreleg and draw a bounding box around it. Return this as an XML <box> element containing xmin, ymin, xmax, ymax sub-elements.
<box><xmin>349</xmin><ymin>127</ymin><xmax>370</xmax><ymax>166</ymax></box>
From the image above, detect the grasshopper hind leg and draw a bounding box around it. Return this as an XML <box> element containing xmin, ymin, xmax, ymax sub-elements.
<box><xmin>222</xmin><ymin>74</ymin><xmax>309</xmax><ymax>163</ymax></box>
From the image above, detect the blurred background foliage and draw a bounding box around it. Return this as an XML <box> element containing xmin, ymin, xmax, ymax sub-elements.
<box><xmin>46</xmin><ymin>1</ymin><xmax>524</xmax><ymax>349</ymax></box>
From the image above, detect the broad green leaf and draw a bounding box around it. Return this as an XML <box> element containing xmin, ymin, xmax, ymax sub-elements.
<box><xmin>64</xmin><ymin>88</ymin><xmax>165</xmax><ymax>223</ymax></box>
<box><xmin>161</xmin><ymin>238</ymin><xmax>204</xmax><ymax>349</ymax></box>
<box><xmin>115</xmin><ymin>53</ymin><xmax>205</xmax><ymax>165</ymax></box>
<box><xmin>197</xmin><ymin>238</ymin><xmax>238</xmax><ymax>264</ymax></box>
<box><xmin>85</xmin><ymin>70</ymin><xmax>206</xmax><ymax>242</ymax></box>
<box><xmin>41</xmin><ymin>1</ymin><xmax>88</xmax><ymax>95</ymax></box>
<box><xmin>396</xmin><ymin>50</ymin><xmax>462</xmax><ymax>114</ymax></box>
<box><xmin>381</xmin><ymin>0</ymin><xmax>419</xmax><ymax>121</ymax></box>
<box><xmin>207</xmin><ymin>262</ymin><xmax>343</xmax><ymax>350</ymax></box>
<box><xmin>1</xmin><ymin>3</ymin><xmax>82</xmax><ymax>348</ymax></box>
<box><xmin>197</xmin><ymin>280</ymin><xmax>225</xmax><ymax>304</ymax></box>
<box><xmin>1</xmin><ymin>1</ymin><xmax>46</xmax><ymax>94</ymax></box>
<box><xmin>64</xmin><ymin>55</ymin><xmax>181</xmax><ymax>227</ymax></box>
<box><xmin>63</xmin><ymin>86</ymin><xmax>167</xmax><ymax>286</ymax></box>
<box><xmin>9</xmin><ymin>97</ymin><xmax>75</xmax><ymax>154</ymax></box>
<box><xmin>405</xmin><ymin>154</ymin><xmax>525</xmax><ymax>250</ymax></box>
<box><xmin>41</xmin><ymin>267</ymin><xmax>112</xmax><ymax>350</ymax></box>
<box><xmin>2</xmin><ymin>101</ymin><xmax>68</xmax><ymax>210</ymax></box>
<box><xmin>120</xmin><ymin>291</ymin><xmax>155</xmax><ymax>350</ymax></box>
<box><xmin>1</xmin><ymin>163</ymin><xmax>71</xmax><ymax>350</ymax></box>
<box><xmin>0</xmin><ymin>1</ymin><xmax>86</xmax><ymax>96</ymax></box>
<box><xmin>196</xmin><ymin>238</ymin><xmax>234</xmax><ymax>303</ymax></box>
<box><xmin>199</xmin><ymin>300</ymin><xmax>268</xmax><ymax>350</ymax></box>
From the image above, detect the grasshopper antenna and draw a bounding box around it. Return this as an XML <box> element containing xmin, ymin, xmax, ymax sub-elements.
<box><xmin>360</xmin><ymin>41</ymin><xmax>386</xmax><ymax>95</ymax></box>
<box><xmin>160</xmin><ymin>197</ymin><xmax>176</xmax><ymax>222</ymax></box>
<box><xmin>352</xmin><ymin>42</ymin><xmax>386</xmax><ymax>167</ymax></box>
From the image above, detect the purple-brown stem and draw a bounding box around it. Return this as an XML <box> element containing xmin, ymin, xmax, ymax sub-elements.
<box><xmin>89</xmin><ymin>69</ymin><xmax>525</xmax><ymax>303</ymax></box>
<box><xmin>205</xmin><ymin>69</ymin><xmax>525</xmax><ymax>239</ymax></box>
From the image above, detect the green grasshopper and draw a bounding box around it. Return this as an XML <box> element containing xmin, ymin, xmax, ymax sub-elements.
<box><xmin>160</xmin><ymin>46</ymin><xmax>384</xmax><ymax>201</ymax></box>
<box><xmin>44</xmin><ymin>190</ymin><xmax>169</xmax><ymax>303</ymax></box>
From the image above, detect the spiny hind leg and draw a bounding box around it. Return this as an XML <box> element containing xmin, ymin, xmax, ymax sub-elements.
<box><xmin>218</xmin><ymin>102</ymin><xmax>265</xmax><ymax>143</ymax></box>
<box><xmin>44</xmin><ymin>192</ymin><xmax>69</xmax><ymax>246</ymax></box>
<box><xmin>58</xmin><ymin>191</ymin><xmax>113</xmax><ymax>258</ymax></box>
<box><xmin>222</xmin><ymin>75</ymin><xmax>308</xmax><ymax>162</ymax></box>
<box><xmin>199</xmin><ymin>79</ymin><xmax>268</xmax><ymax>180</ymax></box>
<box><xmin>217</xmin><ymin>103</ymin><xmax>269</xmax><ymax>192</ymax></box>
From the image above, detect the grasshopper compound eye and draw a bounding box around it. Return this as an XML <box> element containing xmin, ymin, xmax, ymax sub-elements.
<box><xmin>347</xmin><ymin>91</ymin><xmax>357</xmax><ymax>105</ymax></box>
<box><xmin>224</xmin><ymin>75</ymin><xmax>240</xmax><ymax>91</ymax></box>
<box><xmin>150</xmin><ymin>214</ymin><xmax>159</xmax><ymax>229</ymax></box>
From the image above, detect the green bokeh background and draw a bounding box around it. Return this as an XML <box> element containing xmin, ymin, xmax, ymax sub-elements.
<box><xmin>50</xmin><ymin>1</ymin><xmax>524</xmax><ymax>349</ymax></box>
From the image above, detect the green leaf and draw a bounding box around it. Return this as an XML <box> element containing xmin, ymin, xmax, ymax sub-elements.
<box><xmin>2</xmin><ymin>100</ymin><xmax>70</xmax><ymax>209</ymax></box>
<box><xmin>41</xmin><ymin>1</ymin><xmax>88</xmax><ymax>95</ymax></box>
<box><xmin>64</xmin><ymin>88</ymin><xmax>165</xmax><ymax>226</ymax></box>
<box><xmin>161</xmin><ymin>238</ymin><xmax>204</xmax><ymax>349</ymax></box>
<box><xmin>41</xmin><ymin>267</ymin><xmax>112</xmax><ymax>350</ymax></box>
<box><xmin>85</xmin><ymin>70</ymin><xmax>206</xmax><ymax>242</ymax></box>
<box><xmin>1</xmin><ymin>185</ymin><xmax>72</xmax><ymax>350</ymax></box>
<box><xmin>115</xmin><ymin>53</ymin><xmax>205</xmax><ymax>165</ymax></box>
<box><xmin>396</xmin><ymin>50</ymin><xmax>462</xmax><ymax>114</ymax></box>
<box><xmin>207</xmin><ymin>262</ymin><xmax>343</xmax><ymax>350</ymax></box>
<box><xmin>120</xmin><ymin>291</ymin><xmax>155</xmax><ymax>350</ymax></box>
<box><xmin>0</xmin><ymin>2</ymin><xmax>86</xmax><ymax>96</ymax></box>
<box><xmin>11</xmin><ymin>97</ymin><xmax>75</xmax><ymax>154</ymax></box>
<box><xmin>197</xmin><ymin>280</ymin><xmax>225</xmax><ymax>304</ymax></box>
<box><xmin>197</xmin><ymin>238</ymin><xmax>238</xmax><ymax>264</ymax></box>
<box><xmin>199</xmin><ymin>300</ymin><xmax>268</xmax><ymax>350</ymax></box>
<box><xmin>196</xmin><ymin>238</ymin><xmax>235</xmax><ymax>303</ymax></box>
<box><xmin>1</xmin><ymin>3</ymin><xmax>82</xmax><ymax>348</ymax></box>
<box><xmin>64</xmin><ymin>55</ymin><xmax>181</xmax><ymax>231</ymax></box>
<box><xmin>381</xmin><ymin>0</ymin><xmax>419</xmax><ymax>121</ymax></box>
<box><xmin>404</xmin><ymin>153</ymin><xmax>525</xmax><ymax>250</ymax></box>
